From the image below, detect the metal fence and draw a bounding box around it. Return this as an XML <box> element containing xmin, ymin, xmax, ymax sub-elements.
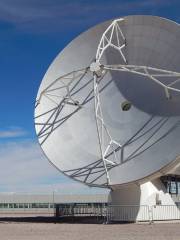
<box><xmin>0</xmin><ymin>203</ymin><xmax>179</xmax><ymax>222</ymax></box>
<box><xmin>152</xmin><ymin>205</ymin><xmax>180</xmax><ymax>221</ymax></box>
<box><xmin>55</xmin><ymin>203</ymin><xmax>107</xmax><ymax>218</ymax></box>
<box><xmin>107</xmin><ymin>205</ymin><xmax>150</xmax><ymax>222</ymax></box>
<box><xmin>55</xmin><ymin>203</ymin><xmax>180</xmax><ymax>222</ymax></box>
<box><xmin>107</xmin><ymin>204</ymin><xmax>180</xmax><ymax>222</ymax></box>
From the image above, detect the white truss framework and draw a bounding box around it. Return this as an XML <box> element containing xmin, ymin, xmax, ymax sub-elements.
<box><xmin>94</xmin><ymin>18</ymin><xmax>180</xmax><ymax>184</ymax></box>
<box><xmin>94</xmin><ymin>75</ymin><xmax>122</xmax><ymax>184</ymax></box>
<box><xmin>35</xmin><ymin>17</ymin><xmax>180</xmax><ymax>187</ymax></box>
<box><xmin>104</xmin><ymin>64</ymin><xmax>180</xmax><ymax>99</ymax></box>
<box><xmin>96</xmin><ymin>18</ymin><xmax>127</xmax><ymax>63</ymax></box>
<box><xmin>36</xmin><ymin>69</ymin><xmax>87</xmax><ymax>107</ymax></box>
<box><xmin>35</xmin><ymin>69</ymin><xmax>89</xmax><ymax>145</ymax></box>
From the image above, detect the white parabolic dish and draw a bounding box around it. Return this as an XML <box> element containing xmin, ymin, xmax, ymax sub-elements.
<box><xmin>34</xmin><ymin>15</ymin><xmax>180</xmax><ymax>188</ymax></box>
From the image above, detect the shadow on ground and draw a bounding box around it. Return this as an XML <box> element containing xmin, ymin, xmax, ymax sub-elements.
<box><xmin>0</xmin><ymin>216</ymin><xmax>106</xmax><ymax>224</ymax></box>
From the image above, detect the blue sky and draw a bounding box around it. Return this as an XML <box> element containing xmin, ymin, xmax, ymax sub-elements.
<box><xmin>0</xmin><ymin>0</ymin><xmax>179</xmax><ymax>194</ymax></box>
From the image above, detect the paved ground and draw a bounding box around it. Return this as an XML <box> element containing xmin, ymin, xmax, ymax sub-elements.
<box><xmin>0</xmin><ymin>222</ymin><xmax>179</xmax><ymax>240</ymax></box>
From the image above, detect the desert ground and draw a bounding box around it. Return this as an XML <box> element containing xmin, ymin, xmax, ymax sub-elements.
<box><xmin>0</xmin><ymin>221</ymin><xmax>179</xmax><ymax>240</ymax></box>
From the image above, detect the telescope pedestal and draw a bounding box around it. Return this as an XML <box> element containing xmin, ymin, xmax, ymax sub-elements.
<box><xmin>108</xmin><ymin>179</ymin><xmax>178</xmax><ymax>222</ymax></box>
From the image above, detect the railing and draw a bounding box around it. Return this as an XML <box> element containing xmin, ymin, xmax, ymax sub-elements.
<box><xmin>55</xmin><ymin>204</ymin><xmax>107</xmax><ymax>218</ymax></box>
<box><xmin>107</xmin><ymin>205</ymin><xmax>150</xmax><ymax>222</ymax></box>
<box><xmin>0</xmin><ymin>203</ymin><xmax>180</xmax><ymax>222</ymax></box>
<box><xmin>107</xmin><ymin>204</ymin><xmax>180</xmax><ymax>223</ymax></box>
<box><xmin>152</xmin><ymin>205</ymin><xmax>180</xmax><ymax>221</ymax></box>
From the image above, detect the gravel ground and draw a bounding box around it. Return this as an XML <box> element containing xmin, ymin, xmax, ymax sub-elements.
<box><xmin>0</xmin><ymin>222</ymin><xmax>179</xmax><ymax>240</ymax></box>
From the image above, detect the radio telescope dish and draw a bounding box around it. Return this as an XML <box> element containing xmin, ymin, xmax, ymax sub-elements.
<box><xmin>34</xmin><ymin>15</ymin><xmax>180</xmax><ymax>189</ymax></box>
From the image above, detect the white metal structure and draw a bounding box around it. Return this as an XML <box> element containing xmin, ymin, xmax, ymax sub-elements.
<box><xmin>35</xmin><ymin>15</ymin><xmax>180</xmax><ymax>221</ymax></box>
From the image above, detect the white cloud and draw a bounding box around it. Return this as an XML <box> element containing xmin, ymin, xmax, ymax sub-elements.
<box><xmin>0</xmin><ymin>140</ymin><xmax>59</xmax><ymax>185</ymax></box>
<box><xmin>0</xmin><ymin>140</ymin><xmax>108</xmax><ymax>194</ymax></box>
<box><xmin>0</xmin><ymin>127</ymin><xmax>27</xmax><ymax>138</ymax></box>
<box><xmin>0</xmin><ymin>0</ymin><xmax>176</xmax><ymax>33</ymax></box>
<box><xmin>5</xmin><ymin>181</ymin><xmax>108</xmax><ymax>195</ymax></box>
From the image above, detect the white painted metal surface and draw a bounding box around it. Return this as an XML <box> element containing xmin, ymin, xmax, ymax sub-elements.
<box><xmin>34</xmin><ymin>15</ymin><xmax>180</xmax><ymax>221</ymax></box>
<box><xmin>35</xmin><ymin>15</ymin><xmax>180</xmax><ymax>187</ymax></box>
